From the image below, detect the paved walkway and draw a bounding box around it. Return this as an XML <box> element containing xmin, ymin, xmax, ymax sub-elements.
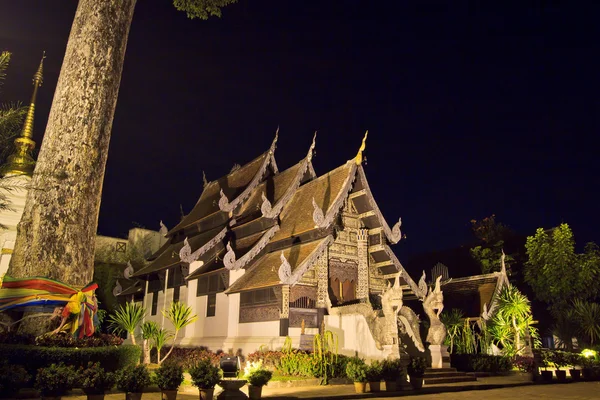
<box><xmin>14</xmin><ymin>375</ymin><xmax>600</xmax><ymax>399</ymax></box>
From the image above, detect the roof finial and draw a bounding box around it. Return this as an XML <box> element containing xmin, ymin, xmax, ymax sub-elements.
<box><xmin>2</xmin><ymin>52</ymin><xmax>45</xmax><ymax>176</ymax></box>
<box><xmin>202</xmin><ymin>170</ymin><xmax>208</xmax><ymax>188</ymax></box>
<box><xmin>307</xmin><ymin>131</ymin><xmax>317</xmax><ymax>162</ymax></box>
<box><xmin>354</xmin><ymin>130</ymin><xmax>368</xmax><ymax>165</ymax></box>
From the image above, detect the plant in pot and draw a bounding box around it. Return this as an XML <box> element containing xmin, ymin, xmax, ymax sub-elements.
<box><xmin>539</xmin><ymin>349</ymin><xmax>553</xmax><ymax>382</ymax></box>
<box><xmin>381</xmin><ymin>359</ymin><xmax>402</xmax><ymax>392</ymax></box>
<box><xmin>551</xmin><ymin>351</ymin><xmax>568</xmax><ymax>382</ymax></box>
<box><xmin>115</xmin><ymin>364</ymin><xmax>151</xmax><ymax>400</ymax></box>
<box><xmin>76</xmin><ymin>362</ymin><xmax>115</xmax><ymax>400</ymax></box>
<box><xmin>345</xmin><ymin>358</ymin><xmax>368</xmax><ymax>393</ymax></box>
<box><xmin>580</xmin><ymin>354</ymin><xmax>595</xmax><ymax>380</ymax></box>
<box><xmin>189</xmin><ymin>358</ymin><xmax>222</xmax><ymax>400</ymax></box>
<box><xmin>243</xmin><ymin>360</ymin><xmax>273</xmax><ymax>400</ymax></box>
<box><xmin>154</xmin><ymin>363</ymin><xmax>184</xmax><ymax>400</ymax></box>
<box><xmin>366</xmin><ymin>360</ymin><xmax>383</xmax><ymax>392</ymax></box>
<box><xmin>407</xmin><ymin>356</ymin><xmax>427</xmax><ymax>390</ymax></box>
<box><xmin>567</xmin><ymin>353</ymin><xmax>582</xmax><ymax>381</ymax></box>
<box><xmin>0</xmin><ymin>361</ymin><xmax>30</xmax><ymax>399</ymax></box>
<box><xmin>35</xmin><ymin>363</ymin><xmax>76</xmax><ymax>400</ymax></box>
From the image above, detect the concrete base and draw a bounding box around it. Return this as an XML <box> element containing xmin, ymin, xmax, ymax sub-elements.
<box><xmin>429</xmin><ymin>344</ymin><xmax>450</xmax><ymax>368</ymax></box>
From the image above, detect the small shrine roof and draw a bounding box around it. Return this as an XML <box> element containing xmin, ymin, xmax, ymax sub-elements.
<box><xmin>116</xmin><ymin>280</ymin><xmax>143</xmax><ymax>297</ymax></box>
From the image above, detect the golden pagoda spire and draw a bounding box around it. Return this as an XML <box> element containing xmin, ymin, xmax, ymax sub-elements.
<box><xmin>354</xmin><ymin>130</ymin><xmax>368</xmax><ymax>165</ymax></box>
<box><xmin>2</xmin><ymin>52</ymin><xmax>45</xmax><ymax>177</ymax></box>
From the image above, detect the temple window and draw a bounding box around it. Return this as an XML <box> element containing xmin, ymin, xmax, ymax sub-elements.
<box><xmin>151</xmin><ymin>292</ymin><xmax>159</xmax><ymax>316</ymax></box>
<box><xmin>207</xmin><ymin>293</ymin><xmax>216</xmax><ymax>317</ymax></box>
<box><xmin>173</xmin><ymin>286</ymin><xmax>180</xmax><ymax>302</ymax></box>
<box><xmin>167</xmin><ymin>265</ymin><xmax>185</xmax><ymax>288</ymax></box>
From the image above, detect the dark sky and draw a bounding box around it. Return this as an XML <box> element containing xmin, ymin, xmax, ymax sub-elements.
<box><xmin>1</xmin><ymin>1</ymin><xmax>598</xmax><ymax>260</ymax></box>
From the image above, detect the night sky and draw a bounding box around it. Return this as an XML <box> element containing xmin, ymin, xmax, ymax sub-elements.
<box><xmin>1</xmin><ymin>1</ymin><xmax>598</xmax><ymax>263</ymax></box>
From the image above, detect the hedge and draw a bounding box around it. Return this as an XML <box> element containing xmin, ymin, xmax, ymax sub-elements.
<box><xmin>450</xmin><ymin>354</ymin><xmax>512</xmax><ymax>373</ymax></box>
<box><xmin>0</xmin><ymin>344</ymin><xmax>141</xmax><ymax>377</ymax></box>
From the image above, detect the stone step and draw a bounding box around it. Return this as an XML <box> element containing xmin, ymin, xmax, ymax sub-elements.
<box><xmin>423</xmin><ymin>371</ymin><xmax>469</xmax><ymax>378</ymax></box>
<box><xmin>425</xmin><ymin>367</ymin><xmax>457</xmax><ymax>373</ymax></box>
<box><xmin>424</xmin><ymin>375</ymin><xmax>478</xmax><ymax>385</ymax></box>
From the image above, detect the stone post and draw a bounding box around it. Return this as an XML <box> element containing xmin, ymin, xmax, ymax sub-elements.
<box><xmin>315</xmin><ymin>249</ymin><xmax>329</xmax><ymax>327</ymax></box>
<box><xmin>356</xmin><ymin>229</ymin><xmax>369</xmax><ymax>301</ymax></box>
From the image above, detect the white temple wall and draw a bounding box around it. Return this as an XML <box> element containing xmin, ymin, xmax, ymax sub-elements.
<box><xmin>325</xmin><ymin>313</ymin><xmax>388</xmax><ymax>362</ymax></box>
<box><xmin>0</xmin><ymin>175</ymin><xmax>30</xmax><ymax>277</ymax></box>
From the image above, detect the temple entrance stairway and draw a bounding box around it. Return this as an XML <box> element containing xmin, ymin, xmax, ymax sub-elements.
<box><xmin>423</xmin><ymin>367</ymin><xmax>478</xmax><ymax>385</ymax></box>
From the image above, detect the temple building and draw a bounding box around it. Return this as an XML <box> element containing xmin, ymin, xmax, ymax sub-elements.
<box><xmin>125</xmin><ymin>131</ymin><xmax>434</xmax><ymax>360</ymax></box>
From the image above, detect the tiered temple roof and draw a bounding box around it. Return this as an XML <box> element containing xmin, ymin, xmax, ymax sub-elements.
<box><xmin>133</xmin><ymin>131</ymin><xmax>420</xmax><ymax>299</ymax></box>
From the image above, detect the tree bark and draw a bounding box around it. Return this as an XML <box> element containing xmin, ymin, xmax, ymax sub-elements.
<box><xmin>9</xmin><ymin>0</ymin><xmax>137</xmax><ymax>288</ymax></box>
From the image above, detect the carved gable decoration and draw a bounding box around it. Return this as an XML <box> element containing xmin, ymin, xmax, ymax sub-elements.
<box><xmin>329</xmin><ymin>259</ymin><xmax>358</xmax><ymax>282</ymax></box>
<box><xmin>290</xmin><ymin>285</ymin><xmax>317</xmax><ymax>303</ymax></box>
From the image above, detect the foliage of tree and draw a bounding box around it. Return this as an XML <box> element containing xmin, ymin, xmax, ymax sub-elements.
<box><xmin>470</xmin><ymin>215</ymin><xmax>515</xmax><ymax>274</ymax></box>
<box><xmin>107</xmin><ymin>302</ymin><xmax>146</xmax><ymax>346</ymax></box>
<box><xmin>524</xmin><ymin>223</ymin><xmax>600</xmax><ymax>310</ymax></box>
<box><xmin>159</xmin><ymin>301</ymin><xmax>197</xmax><ymax>364</ymax></box>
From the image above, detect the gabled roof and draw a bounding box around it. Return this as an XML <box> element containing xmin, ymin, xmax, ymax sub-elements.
<box><xmin>226</xmin><ymin>236</ymin><xmax>331</xmax><ymax>293</ymax></box>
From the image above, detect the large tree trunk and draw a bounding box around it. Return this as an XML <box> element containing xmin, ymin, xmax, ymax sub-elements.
<box><xmin>8</xmin><ymin>0</ymin><xmax>137</xmax><ymax>335</ymax></box>
<box><xmin>9</xmin><ymin>0</ymin><xmax>136</xmax><ymax>286</ymax></box>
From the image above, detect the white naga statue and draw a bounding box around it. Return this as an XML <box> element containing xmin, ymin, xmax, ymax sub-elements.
<box><xmin>420</xmin><ymin>274</ymin><xmax>447</xmax><ymax>346</ymax></box>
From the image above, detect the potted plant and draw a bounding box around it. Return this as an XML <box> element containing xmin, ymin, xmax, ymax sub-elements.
<box><xmin>366</xmin><ymin>360</ymin><xmax>383</xmax><ymax>392</ymax></box>
<box><xmin>35</xmin><ymin>363</ymin><xmax>76</xmax><ymax>400</ymax></box>
<box><xmin>243</xmin><ymin>360</ymin><xmax>272</xmax><ymax>400</ymax></box>
<box><xmin>189</xmin><ymin>358</ymin><xmax>222</xmax><ymax>400</ymax></box>
<box><xmin>0</xmin><ymin>361</ymin><xmax>30</xmax><ymax>399</ymax></box>
<box><xmin>115</xmin><ymin>364</ymin><xmax>151</xmax><ymax>400</ymax></box>
<box><xmin>581</xmin><ymin>356</ymin><xmax>595</xmax><ymax>381</ymax></box>
<box><xmin>551</xmin><ymin>351</ymin><xmax>568</xmax><ymax>382</ymax></box>
<box><xmin>539</xmin><ymin>350</ymin><xmax>553</xmax><ymax>383</ymax></box>
<box><xmin>407</xmin><ymin>356</ymin><xmax>427</xmax><ymax>389</ymax></box>
<box><xmin>381</xmin><ymin>359</ymin><xmax>402</xmax><ymax>392</ymax></box>
<box><xmin>76</xmin><ymin>362</ymin><xmax>115</xmax><ymax>400</ymax></box>
<box><xmin>345</xmin><ymin>358</ymin><xmax>368</xmax><ymax>393</ymax></box>
<box><xmin>154</xmin><ymin>363</ymin><xmax>184</xmax><ymax>400</ymax></box>
<box><xmin>567</xmin><ymin>353</ymin><xmax>582</xmax><ymax>381</ymax></box>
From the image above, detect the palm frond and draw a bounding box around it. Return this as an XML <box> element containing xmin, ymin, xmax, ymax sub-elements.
<box><xmin>107</xmin><ymin>302</ymin><xmax>146</xmax><ymax>344</ymax></box>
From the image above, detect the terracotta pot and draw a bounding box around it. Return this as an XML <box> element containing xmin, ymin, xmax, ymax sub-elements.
<box><xmin>162</xmin><ymin>390</ymin><xmax>178</xmax><ymax>400</ymax></box>
<box><xmin>540</xmin><ymin>370</ymin><xmax>553</xmax><ymax>382</ymax></box>
<box><xmin>368</xmin><ymin>381</ymin><xmax>381</xmax><ymax>392</ymax></box>
<box><xmin>248</xmin><ymin>385</ymin><xmax>263</xmax><ymax>399</ymax></box>
<box><xmin>199</xmin><ymin>388</ymin><xmax>214</xmax><ymax>400</ymax></box>
<box><xmin>409</xmin><ymin>375</ymin><xmax>424</xmax><ymax>390</ymax></box>
<box><xmin>87</xmin><ymin>394</ymin><xmax>105</xmax><ymax>400</ymax></box>
<box><xmin>569</xmin><ymin>369</ymin><xmax>581</xmax><ymax>381</ymax></box>
<box><xmin>353</xmin><ymin>382</ymin><xmax>367</xmax><ymax>393</ymax></box>
<box><xmin>385</xmin><ymin>380</ymin><xmax>397</xmax><ymax>392</ymax></box>
<box><xmin>126</xmin><ymin>393</ymin><xmax>143</xmax><ymax>400</ymax></box>
<box><xmin>41</xmin><ymin>396</ymin><xmax>61</xmax><ymax>400</ymax></box>
<box><xmin>555</xmin><ymin>370</ymin><xmax>567</xmax><ymax>382</ymax></box>
<box><xmin>582</xmin><ymin>368</ymin><xmax>593</xmax><ymax>380</ymax></box>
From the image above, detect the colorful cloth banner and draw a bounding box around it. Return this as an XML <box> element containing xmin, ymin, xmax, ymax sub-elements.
<box><xmin>0</xmin><ymin>276</ymin><xmax>98</xmax><ymax>337</ymax></box>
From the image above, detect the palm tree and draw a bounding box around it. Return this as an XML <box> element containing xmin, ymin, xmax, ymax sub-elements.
<box><xmin>573</xmin><ymin>300</ymin><xmax>600</xmax><ymax>346</ymax></box>
<box><xmin>160</xmin><ymin>301</ymin><xmax>197</xmax><ymax>363</ymax></box>
<box><xmin>140</xmin><ymin>321</ymin><xmax>159</xmax><ymax>364</ymax></box>
<box><xmin>440</xmin><ymin>309</ymin><xmax>464</xmax><ymax>353</ymax></box>
<box><xmin>108</xmin><ymin>302</ymin><xmax>146</xmax><ymax>345</ymax></box>
<box><xmin>495</xmin><ymin>285</ymin><xmax>532</xmax><ymax>355</ymax></box>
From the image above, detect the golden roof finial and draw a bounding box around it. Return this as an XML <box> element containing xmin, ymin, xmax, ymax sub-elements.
<box><xmin>354</xmin><ymin>130</ymin><xmax>368</xmax><ymax>165</ymax></box>
<box><xmin>2</xmin><ymin>52</ymin><xmax>45</xmax><ymax>177</ymax></box>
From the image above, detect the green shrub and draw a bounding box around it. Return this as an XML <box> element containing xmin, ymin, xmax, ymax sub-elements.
<box><xmin>154</xmin><ymin>363</ymin><xmax>184</xmax><ymax>391</ymax></box>
<box><xmin>381</xmin><ymin>358</ymin><xmax>403</xmax><ymax>381</ymax></box>
<box><xmin>366</xmin><ymin>360</ymin><xmax>383</xmax><ymax>381</ymax></box>
<box><xmin>0</xmin><ymin>361</ymin><xmax>30</xmax><ymax>398</ymax></box>
<box><xmin>451</xmin><ymin>354</ymin><xmax>512</xmax><ymax>373</ymax></box>
<box><xmin>115</xmin><ymin>364</ymin><xmax>150</xmax><ymax>393</ymax></box>
<box><xmin>345</xmin><ymin>358</ymin><xmax>368</xmax><ymax>383</ymax></box>
<box><xmin>0</xmin><ymin>344</ymin><xmax>140</xmax><ymax>378</ymax></box>
<box><xmin>189</xmin><ymin>358</ymin><xmax>222</xmax><ymax>389</ymax></box>
<box><xmin>76</xmin><ymin>362</ymin><xmax>115</xmax><ymax>395</ymax></box>
<box><xmin>35</xmin><ymin>332</ymin><xmax>124</xmax><ymax>347</ymax></box>
<box><xmin>246</xmin><ymin>369</ymin><xmax>273</xmax><ymax>387</ymax></box>
<box><xmin>35</xmin><ymin>363</ymin><xmax>76</xmax><ymax>397</ymax></box>
<box><xmin>157</xmin><ymin>346</ymin><xmax>225</xmax><ymax>368</ymax></box>
<box><xmin>407</xmin><ymin>357</ymin><xmax>427</xmax><ymax>377</ymax></box>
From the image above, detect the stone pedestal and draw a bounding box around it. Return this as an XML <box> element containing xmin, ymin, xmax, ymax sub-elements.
<box><xmin>429</xmin><ymin>344</ymin><xmax>450</xmax><ymax>368</ymax></box>
<box><xmin>216</xmin><ymin>380</ymin><xmax>248</xmax><ymax>399</ymax></box>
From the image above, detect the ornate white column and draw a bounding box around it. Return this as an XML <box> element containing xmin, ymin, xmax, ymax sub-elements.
<box><xmin>356</xmin><ymin>229</ymin><xmax>369</xmax><ymax>301</ymax></box>
<box><xmin>280</xmin><ymin>284</ymin><xmax>290</xmax><ymax>336</ymax></box>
